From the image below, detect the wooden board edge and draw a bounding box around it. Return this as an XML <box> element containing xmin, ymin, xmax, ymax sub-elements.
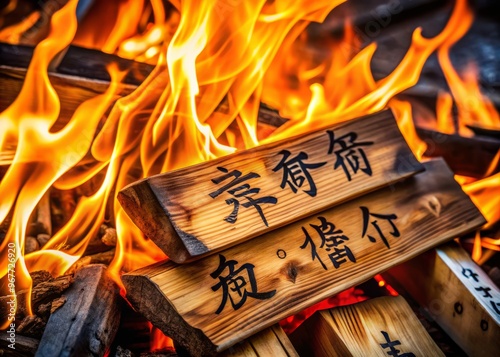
<box><xmin>121</xmin><ymin>273</ymin><xmax>217</xmax><ymax>357</ymax></box>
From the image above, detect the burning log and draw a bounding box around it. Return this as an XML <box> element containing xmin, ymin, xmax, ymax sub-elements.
<box><xmin>16</xmin><ymin>315</ymin><xmax>46</xmax><ymax>339</ymax></box>
<box><xmin>122</xmin><ymin>159</ymin><xmax>484</xmax><ymax>356</ymax></box>
<box><xmin>290</xmin><ymin>296</ymin><xmax>444</xmax><ymax>356</ymax></box>
<box><xmin>385</xmin><ymin>242</ymin><xmax>500</xmax><ymax>356</ymax></box>
<box><xmin>84</xmin><ymin>224</ymin><xmax>117</xmax><ymax>255</ymax></box>
<box><xmin>416</xmin><ymin>127</ymin><xmax>500</xmax><ymax>178</ymax></box>
<box><xmin>35</xmin><ymin>264</ymin><xmax>121</xmax><ymax>357</ymax></box>
<box><xmin>119</xmin><ymin>110</ymin><xmax>423</xmax><ymax>263</ymax></box>
<box><xmin>219</xmin><ymin>325</ymin><xmax>298</xmax><ymax>357</ymax></box>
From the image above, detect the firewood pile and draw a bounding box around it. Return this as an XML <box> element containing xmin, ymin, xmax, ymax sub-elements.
<box><xmin>0</xmin><ymin>0</ymin><xmax>499</xmax><ymax>356</ymax></box>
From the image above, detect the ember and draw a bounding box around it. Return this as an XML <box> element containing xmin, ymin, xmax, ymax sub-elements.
<box><xmin>0</xmin><ymin>0</ymin><xmax>499</xmax><ymax>356</ymax></box>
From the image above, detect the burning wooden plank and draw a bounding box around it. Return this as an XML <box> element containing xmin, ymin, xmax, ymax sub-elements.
<box><xmin>122</xmin><ymin>159</ymin><xmax>484</xmax><ymax>356</ymax></box>
<box><xmin>385</xmin><ymin>243</ymin><xmax>500</xmax><ymax>356</ymax></box>
<box><xmin>291</xmin><ymin>296</ymin><xmax>444</xmax><ymax>356</ymax></box>
<box><xmin>35</xmin><ymin>265</ymin><xmax>121</xmax><ymax>357</ymax></box>
<box><xmin>119</xmin><ymin>110</ymin><xmax>423</xmax><ymax>263</ymax></box>
<box><xmin>416</xmin><ymin>127</ymin><xmax>500</xmax><ymax>178</ymax></box>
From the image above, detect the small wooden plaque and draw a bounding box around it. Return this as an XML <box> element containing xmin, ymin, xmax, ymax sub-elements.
<box><xmin>386</xmin><ymin>243</ymin><xmax>500</xmax><ymax>356</ymax></box>
<box><xmin>122</xmin><ymin>159</ymin><xmax>484</xmax><ymax>356</ymax></box>
<box><xmin>119</xmin><ymin>110</ymin><xmax>423</xmax><ymax>263</ymax></box>
<box><xmin>291</xmin><ymin>296</ymin><xmax>444</xmax><ymax>356</ymax></box>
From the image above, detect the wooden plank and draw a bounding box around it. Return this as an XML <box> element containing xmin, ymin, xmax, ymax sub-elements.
<box><xmin>290</xmin><ymin>296</ymin><xmax>444</xmax><ymax>356</ymax></box>
<box><xmin>121</xmin><ymin>159</ymin><xmax>484</xmax><ymax>356</ymax></box>
<box><xmin>385</xmin><ymin>243</ymin><xmax>500</xmax><ymax>357</ymax></box>
<box><xmin>416</xmin><ymin>127</ymin><xmax>500</xmax><ymax>178</ymax></box>
<box><xmin>220</xmin><ymin>325</ymin><xmax>298</xmax><ymax>357</ymax></box>
<box><xmin>35</xmin><ymin>265</ymin><xmax>121</xmax><ymax>357</ymax></box>
<box><xmin>118</xmin><ymin>110</ymin><xmax>424</xmax><ymax>263</ymax></box>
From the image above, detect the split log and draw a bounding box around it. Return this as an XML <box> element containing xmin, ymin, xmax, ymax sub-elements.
<box><xmin>219</xmin><ymin>325</ymin><xmax>298</xmax><ymax>357</ymax></box>
<box><xmin>0</xmin><ymin>333</ymin><xmax>39</xmax><ymax>357</ymax></box>
<box><xmin>119</xmin><ymin>110</ymin><xmax>424</xmax><ymax>263</ymax></box>
<box><xmin>290</xmin><ymin>296</ymin><xmax>444</xmax><ymax>356</ymax></box>
<box><xmin>35</xmin><ymin>264</ymin><xmax>121</xmax><ymax>357</ymax></box>
<box><xmin>122</xmin><ymin>159</ymin><xmax>484</xmax><ymax>356</ymax></box>
<box><xmin>385</xmin><ymin>242</ymin><xmax>500</xmax><ymax>356</ymax></box>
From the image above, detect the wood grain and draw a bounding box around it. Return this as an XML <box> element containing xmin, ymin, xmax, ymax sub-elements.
<box><xmin>122</xmin><ymin>159</ymin><xmax>484</xmax><ymax>356</ymax></box>
<box><xmin>220</xmin><ymin>325</ymin><xmax>298</xmax><ymax>357</ymax></box>
<box><xmin>119</xmin><ymin>110</ymin><xmax>424</xmax><ymax>263</ymax></box>
<box><xmin>386</xmin><ymin>242</ymin><xmax>500</xmax><ymax>357</ymax></box>
<box><xmin>290</xmin><ymin>296</ymin><xmax>444</xmax><ymax>356</ymax></box>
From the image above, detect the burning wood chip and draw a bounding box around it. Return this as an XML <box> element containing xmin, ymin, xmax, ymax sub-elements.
<box><xmin>122</xmin><ymin>159</ymin><xmax>484</xmax><ymax>356</ymax></box>
<box><xmin>49</xmin><ymin>296</ymin><xmax>67</xmax><ymax>314</ymax></box>
<box><xmin>67</xmin><ymin>249</ymin><xmax>116</xmax><ymax>275</ymax></box>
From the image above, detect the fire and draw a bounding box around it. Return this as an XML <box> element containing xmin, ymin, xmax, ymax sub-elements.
<box><xmin>0</xmin><ymin>0</ymin><xmax>499</xmax><ymax>348</ymax></box>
